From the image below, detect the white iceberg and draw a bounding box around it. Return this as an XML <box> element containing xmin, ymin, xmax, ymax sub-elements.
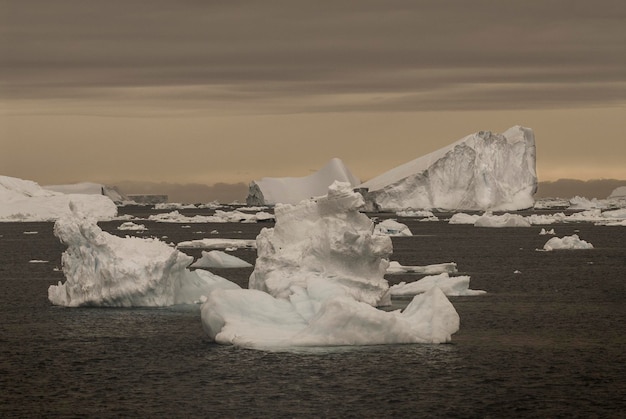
<box><xmin>0</xmin><ymin>176</ymin><xmax>117</xmax><ymax>221</ymax></box>
<box><xmin>44</xmin><ymin>182</ymin><xmax>127</xmax><ymax>204</ymax></box>
<box><xmin>149</xmin><ymin>209</ymin><xmax>274</xmax><ymax>223</ymax></box>
<box><xmin>542</xmin><ymin>234</ymin><xmax>594</xmax><ymax>251</ymax></box>
<box><xmin>539</xmin><ymin>228</ymin><xmax>556</xmax><ymax>235</ymax></box>
<box><xmin>117</xmin><ymin>221</ymin><xmax>147</xmax><ymax>231</ymax></box>
<box><xmin>374</xmin><ymin>219</ymin><xmax>413</xmax><ymax>236</ymax></box>
<box><xmin>386</xmin><ymin>261</ymin><xmax>458</xmax><ymax>275</ymax></box>
<box><xmin>360</xmin><ymin>126</ymin><xmax>537</xmax><ymax>211</ymax></box>
<box><xmin>389</xmin><ymin>273</ymin><xmax>485</xmax><ymax>297</ymax></box>
<box><xmin>202</xmin><ymin>181</ymin><xmax>460</xmax><ymax>348</ymax></box>
<box><xmin>474</xmin><ymin>212</ymin><xmax>531</xmax><ymax>228</ymax></box>
<box><xmin>246</xmin><ymin>158</ymin><xmax>361</xmax><ymax>205</ymax></box>
<box><xmin>608</xmin><ymin>186</ymin><xmax>626</xmax><ymax>199</ymax></box>
<box><xmin>190</xmin><ymin>250</ymin><xmax>253</xmax><ymax>269</ymax></box>
<box><xmin>48</xmin><ymin>209</ymin><xmax>240</xmax><ymax>307</ymax></box>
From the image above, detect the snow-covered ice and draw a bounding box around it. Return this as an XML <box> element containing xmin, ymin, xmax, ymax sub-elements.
<box><xmin>374</xmin><ymin>219</ymin><xmax>413</xmax><ymax>236</ymax></box>
<box><xmin>48</xmin><ymin>208</ymin><xmax>240</xmax><ymax>307</ymax></box>
<box><xmin>246</xmin><ymin>158</ymin><xmax>361</xmax><ymax>205</ymax></box>
<box><xmin>202</xmin><ymin>182</ymin><xmax>460</xmax><ymax>348</ymax></box>
<box><xmin>389</xmin><ymin>273</ymin><xmax>485</xmax><ymax>297</ymax></box>
<box><xmin>359</xmin><ymin>126</ymin><xmax>537</xmax><ymax>211</ymax></box>
<box><xmin>542</xmin><ymin>234</ymin><xmax>594</xmax><ymax>251</ymax></box>
<box><xmin>149</xmin><ymin>210</ymin><xmax>274</xmax><ymax>223</ymax></box>
<box><xmin>0</xmin><ymin>176</ymin><xmax>117</xmax><ymax>221</ymax></box>
<box><xmin>386</xmin><ymin>261</ymin><xmax>458</xmax><ymax>275</ymax></box>
<box><xmin>190</xmin><ymin>250</ymin><xmax>253</xmax><ymax>269</ymax></box>
<box><xmin>474</xmin><ymin>212</ymin><xmax>531</xmax><ymax>228</ymax></box>
<box><xmin>44</xmin><ymin>182</ymin><xmax>127</xmax><ymax>204</ymax></box>
<box><xmin>117</xmin><ymin>221</ymin><xmax>147</xmax><ymax>231</ymax></box>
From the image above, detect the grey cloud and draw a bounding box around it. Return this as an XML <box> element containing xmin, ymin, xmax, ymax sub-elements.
<box><xmin>2</xmin><ymin>0</ymin><xmax>625</xmax><ymax>112</ymax></box>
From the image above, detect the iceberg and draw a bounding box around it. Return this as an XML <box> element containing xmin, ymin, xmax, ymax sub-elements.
<box><xmin>246</xmin><ymin>158</ymin><xmax>360</xmax><ymax>205</ymax></box>
<box><xmin>0</xmin><ymin>175</ymin><xmax>117</xmax><ymax>221</ymax></box>
<box><xmin>542</xmin><ymin>234</ymin><xmax>594</xmax><ymax>251</ymax></box>
<box><xmin>190</xmin><ymin>250</ymin><xmax>253</xmax><ymax>269</ymax></box>
<box><xmin>386</xmin><ymin>261</ymin><xmax>458</xmax><ymax>275</ymax></box>
<box><xmin>201</xmin><ymin>181</ymin><xmax>460</xmax><ymax>348</ymax></box>
<box><xmin>359</xmin><ymin>126</ymin><xmax>537</xmax><ymax>211</ymax></box>
<box><xmin>44</xmin><ymin>182</ymin><xmax>127</xmax><ymax>204</ymax></box>
<box><xmin>389</xmin><ymin>273</ymin><xmax>485</xmax><ymax>297</ymax></box>
<box><xmin>149</xmin><ymin>209</ymin><xmax>274</xmax><ymax>223</ymax></box>
<box><xmin>608</xmin><ymin>186</ymin><xmax>626</xmax><ymax>199</ymax></box>
<box><xmin>48</xmin><ymin>208</ymin><xmax>240</xmax><ymax>307</ymax></box>
<box><xmin>374</xmin><ymin>219</ymin><xmax>413</xmax><ymax>236</ymax></box>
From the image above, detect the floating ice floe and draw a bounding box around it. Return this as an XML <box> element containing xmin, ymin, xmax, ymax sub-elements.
<box><xmin>149</xmin><ymin>209</ymin><xmax>274</xmax><ymax>223</ymax></box>
<box><xmin>177</xmin><ymin>238</ymin><xmax>257</xmax><ymax>250</ymax></box>
<box><xmin>386</xmin><ymin>261</ymin><xmax>458</xmax><ymax>275</ymax></box>
<box><xmin>541</xmin><ymin>234</ymin><xmax>594</xmax><ymax>251</ymax></box>
<box><xmin>29</xmin><ymin>260</ymin><xmax>49</xmax><ymax>263</ymax></box>
<box><xmin>190</xmin><ymin>250</ymin><xmax>253</xmax><ymax>269</ymax></box>
<box><xmin>539</xmin><ymin>228</ymin><xmax>556</xmax><ymax>235</ymax></box>
<box><xmin>0</xmin><ymin>175</ymin><xmax>117</xmax><ymax>221</ymax></box>
<box><xmin>155</xmin><ymin>202</ymin><xmax>197</xmax><ymax>210</ymax></box>
<box><xmin>389</xmin><ymin>273</ymin><xmax>485</xmax><ymax>297</ymax></box>
<box><xmin>202</xmin><ymin>181</ymin><xmax>460</xmax><ymax>348</ymax></box>
<box><xmin>247</xmin><ymin>158</ymin><xmax>361</xmax><ymax>206</ymax></box>
<box><xmin>374</xmin><ymin>219</ymin><xmax>413</xmax><ymax>236</ymax></box>
<box><xmin>359</xmin><ymin>126</ymin><xmax>537</xmax><ymax>211</ymax></box>
<box><xmin>48</xmin><ymin>208</ymin><xmax>240</xmax><ymax>307</ymax></box>
<box><xmin>117</xmin><ymin>221</ymin><xmax>147</xmax><ymax>231</ymax></box>
<box><xmin>474</xmin><ymin>212</ymin><xmax>531</xmax><ymax>228</ymax></box>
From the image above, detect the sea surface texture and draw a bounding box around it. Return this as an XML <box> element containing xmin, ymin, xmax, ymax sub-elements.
<box><xmin>1</xmin><ymin>206</ymin><xmax>625</xmax><ymax>417</ymax></box>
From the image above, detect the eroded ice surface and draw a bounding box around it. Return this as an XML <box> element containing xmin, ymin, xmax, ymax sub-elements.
<box><xmin>0</xmin><ymin>176</ymin><xmax>117</xmax><ymax>221</ymax></box>
<box><xmin>542</xmin><ymin>234</ymin><xmax>594</xmax><ymax>251</ymax></box>
<box><xmin>360</xmin><ymin>126</ymin><xmax>537</xmax><ymax>211</ymax></box>
<box><xmin>247</xmin><ymin>158</ymin><xmax>360</xmax><ymax>205</ymax></box>
<box><xmin>48</xmin><ymin>209</ymin><xmax>240</xmax><ymax>307</ymax></box>
<box><xmin>374</xmin><ymin>219</ymin><xmax>413</xmax><ymax>236</ymax></box>
<box><xmin>202</xmin><ymin>182</ymin><xmax>460</xmax><ymax>348</ymax></box>
<box><xmin>389</xmin><ymin>273</ymin><xmax>485</xmax><ymax>297</ymax></box>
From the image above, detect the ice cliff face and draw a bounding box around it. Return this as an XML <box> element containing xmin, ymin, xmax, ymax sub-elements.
<box><xmin>360</xmin><ymin>126</ymin><xmax>537</xmax><ymax>211</ymax></box>
<box><xmin>48</xmin><ymin>208</ymin><xmax>239</xmax><ymax>307</ymax></box>
<box><xmin>44</xmin><ymin>182</ymin><xmax>128</xmax><ymax>204</ymax></box>
<box><xmin>246</xmin><ymin>158</ymin><xmax>360</xmax><ymax>205</ymax></box>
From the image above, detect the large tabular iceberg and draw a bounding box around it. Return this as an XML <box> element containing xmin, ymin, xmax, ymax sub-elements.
<box><xmin>0</xmin><ymin>176</ymin><xmax>117</xmax><ymax>221</ymax></box>
<box><xmin>48</xmin><ymin>208</ymin><xmax>239</xmax><ymax>307</ymax></box>
<box><xmin>359</xmin><ymin>126</ymin><xmax>537</xmax><ymax>211</ymax></box>
<box><xmin>202</xmin><ymin>182</ymin><xmax>460</xmax><ymax>348</ymax></box>
<box><xmin>246</xmin><ymin>158</ymin><xmax>360</xmax><ymax>205</ymax></box>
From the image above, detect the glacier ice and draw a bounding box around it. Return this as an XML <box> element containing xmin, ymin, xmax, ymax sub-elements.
<box><xmin>542</xmin><ymin>234</ymin><xmax>594</xmax><ymax>251</ymax></box>
<box><xmin>359</xmin><ymin>126</ymin><xmax>537</xmax><ymax>211</ymax></box>
<box><xmin>201</xmin><ymin>181</ymin><xmax>460</xmax><ymax>348</ymax></box>
<box><xmin>246</xmin><ymin>158</ymin><xmax>360</xmax><ymax>205</ymax></box>
<box><xmin>44</xmin><ymin>182</ymin><xmax>128</xmax><ymax>204</ymax></box>
<box><xmin>0</xmin><ymin>175</ymin><xmax>117</xmax><ymax>221</ymax></box>
<box><xmin>48</xmin><ymin>208</ymin><xmax>240</xmax><ymax>307</ymax></box>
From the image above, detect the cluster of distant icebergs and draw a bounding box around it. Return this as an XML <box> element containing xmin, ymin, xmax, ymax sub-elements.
<box><xmin>48</xmin><ymin>182</ymin><xmax>463</xmax><ymax>348</ymax></box>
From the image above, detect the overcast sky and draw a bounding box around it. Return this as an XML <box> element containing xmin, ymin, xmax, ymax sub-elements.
<box><xmin>1</xmin><ymin>0</ymin><xmax>625</xmax><ymax>196</ymax></box>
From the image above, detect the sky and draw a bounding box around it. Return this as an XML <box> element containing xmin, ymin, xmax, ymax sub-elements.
<box><xmin>1</xmin><ymin>0</ymin><xmax>625</xmax><ymax>201</ymax></box>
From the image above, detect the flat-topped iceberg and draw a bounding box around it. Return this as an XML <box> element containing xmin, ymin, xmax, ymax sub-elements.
<box><xmin>202</xmin><ymin>181</ymin><xmax>460</xmax><ymax>348</ymax></box>
<box><xmin>360</xmin><ymin>126</ymin><xmax>537</xmax><ymax>211</ymax></box>
<box><xmin>0</xmin><ymin>176</ymin><xmax>117</xmax><ymax>221</ymax></box>
<box><xmin>246</xmin><ymin>158</ymin><xmax>360</xmax><ymax>205</ymax></box>
<box><xmin>48</xmin><ymin>208</ymin><xmax>239</xmax><ymax>307</ymax></box>
<box><xmin>44</xmin><ymin>182</ymin><xmax>127</xmax><ymax>204</ymax></box>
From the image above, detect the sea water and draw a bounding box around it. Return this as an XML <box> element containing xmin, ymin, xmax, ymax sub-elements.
<box><xmin>1</xmin><ymin>208</ymin><xmax>625</xmax><ymax>417</ymax></box>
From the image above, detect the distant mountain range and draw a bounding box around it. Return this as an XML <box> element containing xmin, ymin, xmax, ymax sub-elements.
<box><xmin>114</xmin><ymin>178</ymin><xmax>626</xmax><ymax>204</ymax></box>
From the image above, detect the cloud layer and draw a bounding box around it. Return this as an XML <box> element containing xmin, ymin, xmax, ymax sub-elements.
<box><xmin>3</xmin><ymin>0</ymin><xmax>625</xmax><ymax>114</ymax></box>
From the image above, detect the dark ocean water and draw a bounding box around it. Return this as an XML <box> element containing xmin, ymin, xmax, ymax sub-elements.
<box><xmin>1</xmin><ymin>207</ymin><xmax>625</xmax><ymax>418</ymax></box>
